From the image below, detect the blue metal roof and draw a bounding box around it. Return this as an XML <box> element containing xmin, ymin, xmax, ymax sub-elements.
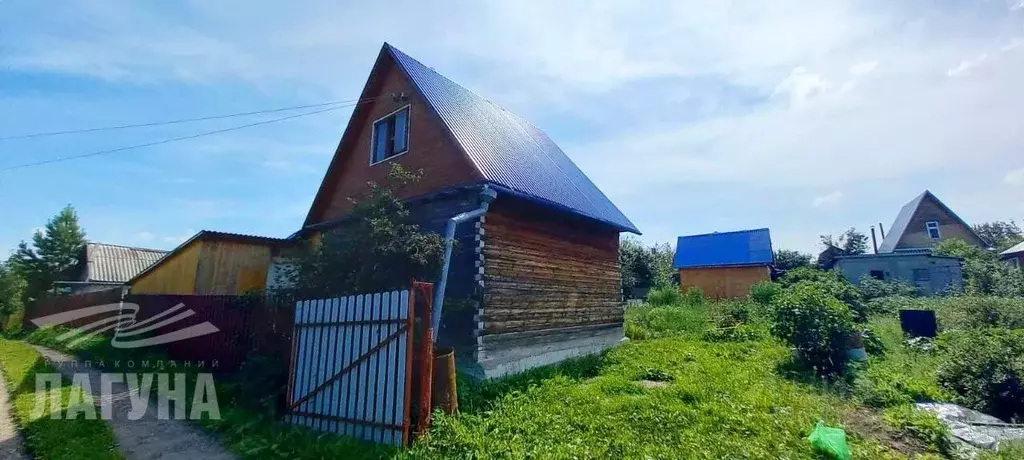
<box><xmin>673</xmin><ymin>228</ymin><xmax>774</xmax><ymax>269</ymax></box>
<box><xmin>386</xmin><ymin>44</ymin><xmax>639</xmax><ymax>234</ymax></box>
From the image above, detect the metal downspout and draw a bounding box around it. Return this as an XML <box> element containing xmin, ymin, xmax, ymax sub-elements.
<box><xmin>431</xmin><ymin>186</ymin><xmax>497</xmax><ymax>341</ymax></box>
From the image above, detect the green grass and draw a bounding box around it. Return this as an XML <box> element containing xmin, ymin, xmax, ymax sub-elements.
<box><xmin>408</xmin><ymin>336</ymin><xmax>904</xmax><ymax>459</ymax></box>
<box><xmin>0</xmin><ymin>338</ymin><xmax>122</xmax><ymax>459</ymax></box>
<box><xmin>851</xmin><ymin>318</ymin><xmax>950</xmax><ymax>408</ymax></box>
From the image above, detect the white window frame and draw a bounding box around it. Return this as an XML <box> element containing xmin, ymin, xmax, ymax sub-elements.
<box><xmin>369</xmin><ymin>104</ymin><xmax>411</xmax><ymax>166</ymax></box>
<box><xmin>926</xmin><ymin>221</ymin><xmax>941</xmax><ymax>239</ymax></box>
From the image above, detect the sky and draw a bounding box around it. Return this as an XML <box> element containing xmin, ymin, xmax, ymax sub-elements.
<box><xmin>1</xmin><ymin>0</ymin><xmax>1023</xmax><ymax>257</ymax></box>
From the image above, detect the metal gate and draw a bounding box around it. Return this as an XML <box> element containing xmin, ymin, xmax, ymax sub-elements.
<box><xmin>286</xmin><ymin>282</ymin><xmax>434</xmax><ymax>445</ymax></box>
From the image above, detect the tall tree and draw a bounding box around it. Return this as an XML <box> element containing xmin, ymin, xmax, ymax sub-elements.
<box><xmin>819</xmin><ymin>227</ymin><xmax>869</xmax><ymax>255</ymax></box>
<box><xmin>0</xmin><ymin>262</ymin><xmax>26</xmax><ymax>328</ymax></box>
<box><xmin>9</xmin><ymin>205</ymin><xmax>87</xmax><ymax>301</ymax></box>
<box><xmin>973</xmin><ymin>221</ymin><xmax>1023</xmax><ymax>251</ymax></box>
<box><xmin>774</xmin><ymin>249</ymin><xmax>812</xmax><ymax>271</ymax></box>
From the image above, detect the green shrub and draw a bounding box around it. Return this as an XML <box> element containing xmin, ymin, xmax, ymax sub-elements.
<box><xmin>865</xmin><ymin>295</ymin><xmax>925</xmax><ymax>317</ymax></box>
<box><xmin>646</xmin><ymin>286</ymin><xmax>683</xmax><ymax>306</ymax></box>
<box><xmin>624</xmin><ymin>304</ymin><xmax>710</xmax><ymax>340</ymax></box>
<box><xmin>680</xmin><ymin>286</ymin><xmax>705</xmax><ymax>307</ymax></box>
<box><xmin>749</xmin><ymin>281</ymin><xmax>782</xmax><ymax>305</ymax></box>
<box><xmin>770</xmin><ymin>283</ymin><xmax>854</xmax><ymax>375</ymax></box>
<box><xmin>882</xmin><ymin>405</ymin><xmax>952</xmax><ymax>454</ymax></box>
<box><xmin>979</xmin><ymin>441</ymin><xmax>1024</xmax><ymax>459</ymax></box>
<box><xmin>712</xmin><ymin>300</ymin><xmax>754</xmax><ymax>327</ymax></box>
<box><xmin>940</xmin><ymin>296</ymin><xmax>1024</xmax><ymax>331</ymax></box>
<box><xmin>936</xmin><ymin>328</ymin><xmax>1024</xmax><ymax>421</ymax></box>
<box><xmin>779</xmin><ymin>267</ymin><xmax>844</xmax><ymax>287</ymax></box>
<box><xmin>857</xmin><ymin>276</ymin><xmax>919</xmax><ymax>300</ymax></box>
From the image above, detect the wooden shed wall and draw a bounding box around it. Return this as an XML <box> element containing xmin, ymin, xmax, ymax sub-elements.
<box><xmin>130</xmin><ymin>242</ymin><xmax>202</xmax><ymax>295</ymax></box>
<box><xmin>481</xmin><ymin>203</ymin><xmax>622</xmax><ymax>335</ymax></box>
<box><xmin>679</xmin><ymin>266</ymin><xmax>770</xmax><ymax>300</ymax></box>
<box><xmin>194</xmin><ymin>240</ymin><xmax>273</xmax><ymax>295</ymax></box>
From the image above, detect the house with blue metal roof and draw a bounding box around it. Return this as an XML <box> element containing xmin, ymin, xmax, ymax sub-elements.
<box><xmin>673</xmin><ymin>228</ymin><xmax>774</xmax><ymax>300</ymax></box>
<box><xmin>300</xmin><ymin>43</ymin><xmax>638</xmax><ymax>378</ymax></box>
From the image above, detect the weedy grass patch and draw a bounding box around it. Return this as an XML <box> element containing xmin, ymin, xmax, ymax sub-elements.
<box><xmin>0</xmin><ymin>338</ymin><xmax>122</xmax><ymax>459</ymax></box>
<box><xmin>408</xmin><ymin>335</ymin><xmax>904</xmax><ymax>459</ymax></box>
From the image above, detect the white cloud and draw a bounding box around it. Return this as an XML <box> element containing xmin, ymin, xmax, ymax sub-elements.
<box><xmin>812</xmin><ymin>191</ymin><xmax>845</xmax><ymax>208</ymax></box>
<box><xmin>849</xmin><ymin>60</ymin><xmax>879</xmax><ymax>76</ymax></box>
<box><xmin>1005</xmin><ymin>168</ymin><xmax>1024</xmax><ymax>185</ymax></box>
<box><xmin>162</xmin><ymin>229</ymin><xmax>196</xmax><ymax>245</ymax></box>
<box><xmin>135</xmin><ymin>231</ymin><xmax>155</xmax><ymax>242</ymax></box>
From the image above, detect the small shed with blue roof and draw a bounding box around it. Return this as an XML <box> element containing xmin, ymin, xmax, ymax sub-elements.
<box><xmin>299</xmin><ymin>43</ymin><xmax>639</xmax><ymax>378</ymax></box>
<box><xmin>674</xmin><ymin>228</ymin><xmax>774</xmax><ymax>300</ymax></box>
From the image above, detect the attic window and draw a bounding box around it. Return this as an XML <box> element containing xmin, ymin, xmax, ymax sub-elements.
<box><xmin>926</xmin><ymin>221</ymin><xmax>941</xmax><ymax>239</ymax></box>
<box><xmin>371</xmin><ymin>105</ymin><xmax>410</xmax><ymax>164</ymax></box>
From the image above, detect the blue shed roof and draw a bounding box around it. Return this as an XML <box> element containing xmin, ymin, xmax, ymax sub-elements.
<box><xmin>673</xmin><ymin>228</ymin><xmax>774</xmax><ymax>269</ymax></box>
<box><xmin>386</xmin><ymin>44</ymin><xmax>639</xmax><ymax>234</ymax></box>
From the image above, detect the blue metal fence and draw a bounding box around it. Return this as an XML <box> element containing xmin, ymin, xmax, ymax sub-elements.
<box><xmin>287</xmin><ymin>290</ymin><xmax>415</xmax><ymax>445</ymax></box>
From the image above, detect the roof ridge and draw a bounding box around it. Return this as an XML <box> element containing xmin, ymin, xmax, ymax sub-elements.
<box><xmin>678</xmin><ymin>227</ymin><xmax>770</xmax><ymax>239</ymax></box>
<box><xmin>87</xmin><ymin>241</ymin><xmax>169</xmax><ymax>253</ymax></box>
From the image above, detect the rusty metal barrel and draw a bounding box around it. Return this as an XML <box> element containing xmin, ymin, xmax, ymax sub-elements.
<box><xmin>431</xmin><ymin>347</ymin><xmax>458</xmax><ymax>414</ymax></box>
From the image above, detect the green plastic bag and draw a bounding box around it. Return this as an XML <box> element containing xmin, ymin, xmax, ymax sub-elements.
<box><xmin>808</xmin><ymin>421</ymin><xmax>852</xmax><ymax>460</ymax></box>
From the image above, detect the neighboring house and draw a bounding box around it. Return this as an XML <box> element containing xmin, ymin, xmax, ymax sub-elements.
<box><xmin>877</xmin><ymin>190</ymin><xmax>985</xmax><ymax>253</ymax></box>
<box><xmin>817</xmin><ymin>245</ymin><xmax>847</xmax><ymax>270</ymax></box>
<box><xmin>673</xmin><ymin>228</ymin><xmax>773</xmax><ymax>300</ymax></box>
<box><xmin>832</xmin><ymin>190</ymin><xmax>976</xmax><ymax>295</ymax></box>
<box><xmin>55</xmin><ymin>243</ymin><xmax>168</xmax><ymax>295</ymax></box>
<box><xmin>834</xmin><ymin>251</ymin><xmax>963</xmax><ymax>295</ymax></box>
<box><xmin>298</xmin><ymin>43</ymin><xmax>639</xmax><ymax>378</ymax></box>
<box><xmin>128</xmin><ymin>231</ymin><xmax>287</xmax><ymax>295</ymax></box>
<box><xmin>1001</xmin><ymin>241</ymin><xmax>1024</xmax><ymax>270</ymax></box>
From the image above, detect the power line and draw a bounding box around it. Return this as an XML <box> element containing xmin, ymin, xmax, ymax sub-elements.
<box><xmin>0</xmin><ymin>99</ymin><xmax>365</xmax><ymax>140</ymax></box>
<box><xmin>0</xmin><ymin>98</ymin><xmax>376</xmax><ymax>172</ymax></box>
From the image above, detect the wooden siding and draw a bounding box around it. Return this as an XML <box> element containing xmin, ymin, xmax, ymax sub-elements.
<box><xmin>310</xmin><ymin>55</ymin><xmax>483</xmax><ymax>224</ymax></box>
<box><xmin>194</xmin><ymin>240</ymin><xmax>273</xmax><ymax>295</ymax></box>
<box><xmin>679</xmin><ymin>266</ymin><xmax>770</xmax><ymax>300</ymax></box>
<box><xmin>897</xmin><ymin>195</ymin><xmax>984</xmax><ymax>250</ymax></box>
<box><xmin>481</xmin><ymin>200</ymin><xmax>622</xmax><ymax>335</ymax></box>
<box><xmin>131</xmin><ymin>241</ymin><xmax>202</xmax><ymax>295</ymax></box>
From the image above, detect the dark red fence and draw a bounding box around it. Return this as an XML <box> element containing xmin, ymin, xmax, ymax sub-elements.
<box><xmin>25</xmin><ymin>293</ymin><xmax>295</xmax><ymax>373</ymax></box>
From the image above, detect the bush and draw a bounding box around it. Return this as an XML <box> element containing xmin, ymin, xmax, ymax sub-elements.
<box><xmin>749</xmin><ymin>281</ymin><xmax>782</xmax><ymax>305</ymax></box>
<box><xmin>702</xmin><ymin>324</ymin><xmax>765</xmax><ymax>343</ymax></box>
<box><xmin>646</xmin><ymin>286</ymin><xmax>682</xmax><ymax>306</ymax></box>
<box><xmin>712</xmin><ymin>300</ymin><xmax>753</xmax><ymax>327</ymax></box>
<box><xmin>940</xmin><ymin>296</ymin><xmax>1024</xmax><ymax>331</ymax></box>
<box><xmin>770</xmin><ymin>283</ymin><xmax>855</xmax><ymax>375</ymax></box>
<box><xmin>857</xmin><ymin>276</ymin><xmax>919</xmax><ymax>300</ymax></box>
<box><xmin>936</xmin><ymin>328</ymin><xmax>1024</xmax><ymax>421</ymax></box>
<box><xmin>624</xmin><ymin>304</ymin><xmax>710</xmax><ymax>340</ymax></box>
<box><xmin>778</xmin><ymin>267</ymin><xmax>844</xmax><ymax>287</ymax></box>
<box><xmin>680</xmin><ymin>286</ymin><xmax>705</xmax><ymax>307</ymax></box>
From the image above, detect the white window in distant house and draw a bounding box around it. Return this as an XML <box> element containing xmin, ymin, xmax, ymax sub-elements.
<box><xmin>371</xmin><ymin>105</ymin><xmax>410</xmax><ymax>164</ymax></box>
<box><xmin>926</xmin><ymin>221</ymin><xmax>941</xmax><ymax>239</ymax></box>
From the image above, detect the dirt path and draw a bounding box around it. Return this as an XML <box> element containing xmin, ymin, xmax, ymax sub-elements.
<box><xmin>0</xmin><ymin>367</ymin><xmax>29</xmax><ymax>460</ymax></box>
<box><xmin>34</xmin><ymin>346</ymin><xmax>236</xmax><ymax>460</ymax></box>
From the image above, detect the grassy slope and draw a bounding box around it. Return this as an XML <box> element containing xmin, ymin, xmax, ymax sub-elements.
<box><xmin>0</xmin><ymin>338</ymin><xmax>122</xmax><ymax>460</ymax></box>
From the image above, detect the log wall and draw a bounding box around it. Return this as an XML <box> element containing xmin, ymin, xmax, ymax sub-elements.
<box><xmin>481</xmin><ymin>200</ymin><xmax>622</xmax><ymax>335</ymax></box>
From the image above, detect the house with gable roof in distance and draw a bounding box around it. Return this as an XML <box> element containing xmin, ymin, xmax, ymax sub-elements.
<box><xmin>834</xmin><ymin>190</ymin><xmax>983</xmax><ymax>295</ymax></box>
<box><xmin>673</xmin><ymin>228</ymin><xmax>774</xmax><ymax>300</ymax></box>
<box><xmin>296</xmin><ymin>43</ymin><xmax>640</xmax><ymax>378</ymax></box>
<box><xmin>54</xmin><ymin>242</ymin><xmax>168</xmax><ymax>295</ymax></box>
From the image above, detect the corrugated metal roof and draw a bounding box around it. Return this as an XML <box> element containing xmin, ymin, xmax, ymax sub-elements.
<box><xmin>878</xmin><ymin>191</ymin><xmax>928</xmax><ymax>253</ymax></box>
<box><xmin>85</xmin><ymin>243</ymin><xmax>168</xmax><ymax>283</ymax></box>
<box><xmin>386</xmin><ymin>44</ymin><xmax>639</xmax><ymax>234</ymax></box>
<box><xmin>673</xmin><ymin>228</ymin><xmax>773</xmax><ymax>269</ymax></box>
<box><xmin>1001</xmin><ymin>240</ymin><xmax>1024</xmax><ymax>256</ymax></box>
